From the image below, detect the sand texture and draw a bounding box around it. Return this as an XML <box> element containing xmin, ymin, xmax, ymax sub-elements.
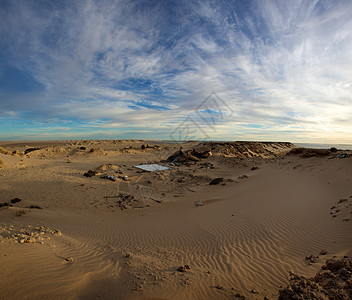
<box><xmin>0</xmin><ymin>140</ymin><xmax>351</xmax><ymax>299</ymax></box>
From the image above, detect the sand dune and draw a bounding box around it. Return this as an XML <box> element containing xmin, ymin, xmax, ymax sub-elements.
<box><xmin>0</xmin><ymin>141</ymin><xmax>351</xmax><ymax>299</ymax></box>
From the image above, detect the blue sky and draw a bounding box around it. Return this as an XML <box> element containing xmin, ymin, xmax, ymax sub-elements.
<box><xmin>1</xmin><ymin>0</ymin><xmax>352</xmax><ymax>143</ymax></box>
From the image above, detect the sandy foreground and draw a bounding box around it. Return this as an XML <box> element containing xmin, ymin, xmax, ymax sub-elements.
<box><xmin>0</xmin><ymin>140</ymin><xmax>351</xmax><ymax>300</ymax></box>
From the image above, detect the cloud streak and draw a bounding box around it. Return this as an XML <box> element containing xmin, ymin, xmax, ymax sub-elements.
<box><xmin>0</xmin><ymin>0</ymin><xmax>352</xmax><ymax>142</ymax></box>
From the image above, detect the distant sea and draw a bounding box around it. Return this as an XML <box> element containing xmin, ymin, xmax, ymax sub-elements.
<box><xmin>295</xmin><ymin>143</ymin><xmax>352</xmax><ymax>150</ymax></box>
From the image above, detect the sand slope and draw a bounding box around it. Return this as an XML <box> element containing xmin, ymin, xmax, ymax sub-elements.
<box><xmin>0</xmin><ymin>141</ymin><xmax>351</xmax><ymax>299</ymax></box>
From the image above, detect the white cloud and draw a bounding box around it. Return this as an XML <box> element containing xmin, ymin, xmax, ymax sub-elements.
<box><xmin>0</xmin><ymin>0</ymin><xmax>352</xmax><ymax>142</ymax></box>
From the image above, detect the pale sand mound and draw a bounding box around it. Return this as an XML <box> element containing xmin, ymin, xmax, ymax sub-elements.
<box><xmin>96</xmin><ymin>164</ymin><xmax>120</xmax><ymax>172</ymax></box>
<box><xmin>24</xmin><ymin>146</ymin><xmax>70</xmax><ymax>157</ymax></box>
<box><xmin>0</xmin><ymin>146</ymin><xmax>11</xmax><ymax>155</ymax></box>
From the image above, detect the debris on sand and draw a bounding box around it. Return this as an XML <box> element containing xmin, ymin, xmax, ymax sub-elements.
<box><xmin>118</xmin><ymin>175</ymin><xmax>129</xmax><ymax>181</ymax></box>
<box><xmin>209</xmin><ymin>178</ymin><xmax>224</xmax><ymax>185</ymax></box>
<box><xmin>117</xmin><ymin>193</ymin><xmax>136</xmax><ymax>210</ymax></box>
<box><xmin>334</xmin><ymin>153</ymin><xmax>349</xmax><ymax>159</ymax></box>
<box><xmin>177</xmin><ymin>265</ymin><xmax>190</xmax><ymax>272</ymax></box>
<box><xmin>83</xmin><ymin>170</ymin><xmax>98</xmax><ymax>177</ymax></box>
<box><xmin>65</xmin><ymin>257</ymin><xmax>74</xmax><ymax>262</ymax></box>
<box><xmin>194</xmin><ymin>200</ymin><xmax>204</xmax><ymax>207</ymax></box>
<box><xmin>134</xmin><ymin>164</ymin><xmax>170</xmax><ymax>172</ymax></box>
<box><xmin>215</xmin><ymin>285</ymin><xmax>223</xmax><ymax>290</ymax></box>
<box><xmin>279</xmin><ymin>257</ymin><xmax>352</xmax><ymax>299</ymax></box>
<box><xmin>100</xmin><ymin>174</ymin><xmax>117</xmax><ymax>181</ymax></box>
<box><xmin>305</xmin><ymin>255</ymin><xmax>319</xmax><ymax>263</ymax></box>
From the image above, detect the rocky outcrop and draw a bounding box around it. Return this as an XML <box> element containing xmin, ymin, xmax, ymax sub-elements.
<box><xmin>279</xmin><ymin>257</ymin><xmax>352</xmax><ymax>299</ymax></box>
<box><xmin>167</xmin><ymin>142</ymin><xmax>295</xmax><ymax>162</ymax></box>
<box><xmin>195</xmin><ymin>141</ymin><xmax>295</xmax><ymax>158</ymax></box>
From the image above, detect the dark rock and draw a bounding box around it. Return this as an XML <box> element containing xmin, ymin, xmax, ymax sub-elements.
<box><xmin>322</xmin><ymin>258</ymin><xmax>351</xmax><ymax>272</ymax></box>
<box><xmin>278</xmin><ymin>266</ymin><xmax>352</xmax><ymax>300</ymax></box>
<box><xmin>29</xmin><ymin>205</ymin><xmax>42</xmax><ymax>209</ymax></box>
<box><xmin>83</xmin><ymin>170</ymin><xmax>98</xmax><ymax>177</ymax></box>
<box><xmin>10</xmin><ymin>198</ymin><xmax>22</xmax><ymax>204</ymax></box>
<box><xmin>338</xmin><ymin>199</ymin><xmax>348</xmax><ymax>204</ymax></box>
<box><xmin>251</xmin><ymin>166</ymin><xmax>259</xmax><ymax>171</ymax></box>
<box><xmin>330</xmin><ymin>147</ymin><xmax>338</xmax><ymax>152</ymax></box>
<box><xmin>209</xmin><ymin>178</ymin><xmax>224</xmax><ymax>185</ymax></box>
<box><xmin>193</xmin><ymin>149</ymin><xmax>212</xmax><ymax>159</ymax></box>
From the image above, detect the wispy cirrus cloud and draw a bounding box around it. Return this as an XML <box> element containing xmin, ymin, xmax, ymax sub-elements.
<box><xmin>0</xmin><ymin>0</ymin><xmax>352</xmax><ymax>142</ymax></box>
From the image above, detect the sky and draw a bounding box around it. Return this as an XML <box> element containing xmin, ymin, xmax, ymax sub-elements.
<box><xmin>1</xmin><ymin>0</ymin><xmax>352</xmax><ymax>143</ymax></box>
